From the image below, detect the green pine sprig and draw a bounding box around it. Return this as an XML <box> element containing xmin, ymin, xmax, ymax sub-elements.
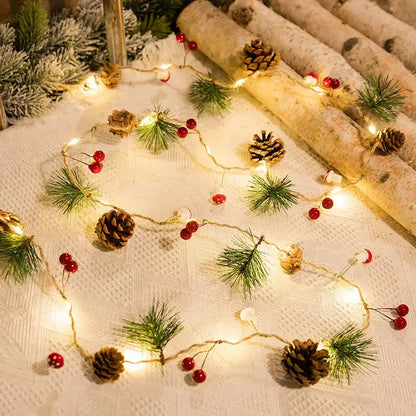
<box><xmin>123</xmin><ymin>301</ymin><xmax>183</xmax><ymax>365</ymax></box>
<box><xmin>136</xmin><ymin>14</ymin><xmax>171</xmax><ymax>39</ymax></box>
<box><xmin>357</xmin><ymin>74</ymin><xmax>405</xmax><ymax>123</ymax></box>
<box><xmin>217</xmin><ymin>231</ymin><xmax>268</xmax><ymax>297</ymax></box>
<box><xmin>136</xmin><ymin>106</ymin><xmax>181</xmax><ymax>153</ymax></box>
<box><xmin>14</xmin><ymin>0</ymin><xmax>49</xmax><ymax>55</ymax></box>
<box><xmin>323</xmin><ymin>324</ymin><xmax>376</xmax><ymax>384</ymax></box>
<box><xmin>0</xmin><ymin>231</ymin><xmax>42</xmax><ymax>283</ymax></box>
<box><xmin>46</xmin><ymin>167</ymin><xmax>100</xmax><ymax>214</ymax></box>
<box><xmin>246</xmin><ymin>173</ymin><xmax>299</xmax><ymax>214</ymax></box>
<box><xmin>188</xmin><ymin>75</ymin><xmax>232</xmax><ymax>115</ymax></box>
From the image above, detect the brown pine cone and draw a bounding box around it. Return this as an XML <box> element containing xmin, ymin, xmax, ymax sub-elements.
<box><xmin>377</xmin><ymin>128</ymin><xmax>405</xmax><ymax>154</ymax></box>
<box><xmin>0</xmin><ymin>210</ymin><xmax>23</xmax><ymax>234</ymax></box>
<box><xmin>95</xmin><ymin>209</ymin><xmax>135</xmax><ymax>250</ymax></box>
<box><xmin>108</xmin><ymin>109</ymin><xmax>136</xmax><ymax>138</ymax></box>
<box><xmin>279</xmin><ymin>244</ymin><xmax>303</xmax><ymax>274</ymax></box>
<box><xmin>242</xmin><ymin>39</ymin><xmax>280</xmax><ymax>75</ymax></box>
<box><xmin>249</xmin><ymin>130</ymin><xmax>285</xmax><ymax>165</ymax></box>
<box><xmin>282</xmin><ymin>339</ymin><xmax>330</xmax><ymax>386</ymax></box>
<box><xmin>101</xmin><ymin>63</ymin><xmax>122</xmax><ymax>89</ymax></box>
<box><xmin>92</xmin><ymin>347</ymin><xmax>124</xmax><ymax>382</ymax></box>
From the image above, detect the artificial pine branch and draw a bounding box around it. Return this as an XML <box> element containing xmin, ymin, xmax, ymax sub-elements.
<box><xmin>136</xmin><ymin>106</ymin><xmax>181</xmax><ymax>152</ymax></box>
<box><xmin>323</xmin><ymin>324</ymin><xmax>376</xmax><ymax>385</ymax></box>
<box><xmin>246</xmin><ymin>174</ymin><xmax>299</xmax><ymax>214</ymax></box>
<box><xmin>0</xmin><ymin>23</ymin><xmax>16</xmax><ymax>47</ymax></box>
<box><xmin>123</xmin><ymin>301</ymin><xmax>183</xmax><ymax>365</ymax></box>
<box><xmin>46</xmin><ymin>167</ymin><xmax>100</xmax><ymax>214</ymax></box>
<box><xmin>217</xmin><ymin>231</ymin><xmax>269</xmax><ymax>296</ymax></box>
<box><xmin>136</xmin><ymin>14</ymin><xmax>171</xmax><ymax>39</ymax></box>
<box><xmin>357</xmin><ymin>74</ymin><xmax>405</xmax><ymax>123</ymax></box>
<box><xmin>0</xmin><ymin>45</ymin><xmax>28</xmax><ymax>84</ymax></box>
<box><xmin>14</xmin><ymin>0</ymin><xmax>49</xmax><ymax>56</ymax></box>
<box><xmin>189</xmin><ymin>75</ymin><xmax>232</xmax><ymax>115</ymax></box>
<box><xmin>0</xmin><ymin>232</ymin><xmax>42</xmax><ymax>283</ymax></box>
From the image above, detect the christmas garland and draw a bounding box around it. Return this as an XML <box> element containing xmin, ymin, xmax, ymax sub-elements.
<box><xmin>0</xmin><ymin>32</ymin><xmax>410</xmax><ymax>389</ymax></box>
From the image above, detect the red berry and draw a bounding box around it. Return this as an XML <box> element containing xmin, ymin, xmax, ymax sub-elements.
<box><xmin>322</xmin><ymin>77</ymin><xmax>332</xmax><ymax>88</ymax></box>
<box><xmin>307</xmin><ymin>72</ymin><xmax>318</xmax><ymax>80</ymax></box>
<box><xmin>182</xmin><ymin>357</ymin><xmax>195</xmax><ymax>371</ymax></box>
<box><xmin>186</xmin><ymin>118</ymin><xmax>197</xmax><ymax>130</ymax></box>
<box><xmin>188</xmin><ymin>41</ymin><xmax>198</xmax><ymax>51</ymax></box>
<box><xmin>65</xmin><ymin>260</ymin><xmax>78</xmax><ymax>273</ymax></box>
<box><xmin>176</xmin><ymin>32</ymin><xmax>186</xmax><ymax>43</ymax></box>
<box><xmin>363</xmin><ymin>249</ymin><xmax>372</xmax><ymax>264</ymax></box>
<box><xmin>48</xmin><ymin>352</ymin><xmax>64</xmax><ymax>369</ymax></box>
<box><xmin>177</xmin><ymin>127</ymin><xmax>188</xmax><ymax>138</ymax></box>
<box><xmin>322</xmin><ymin>197</ymin><xmax>334</xmax><ymax>209</ymax></box>
<box><xmin>93</xmin><ymin>150</ymin><xmax>105</xmax><ymax>162</ymax></box>
<box><xmin>180</xmin><ymin>228</ymin><xmax>192</xmax><ymax>240</ymax></box>
<box><xmin>396</xmin><ymin>304</ymin><xmax>409</xmax><ymax>316</ymax></box>
<box><xmin>330</xmin><ymin>78</ymin><xmax>340</xmax><ymax>89</ymax></box>
<box><xmin>88</xmin><ymin>161</ymin><xmax>103</xmax><ymax>174</ymax></box>
<box><xmin>193</xmin><ymin>369</ymin><xmax>206</xmax><ymax>383</ymax></box>
<box><xmin>308</xmin><ymin>207</ymin><xmax>320</xmax><ymax>220</ymax></box>
<box><xmin>160</xmin><ymin>72</ymin><xmax>170</xmax><ymax>83</ymax></box>
<box><xmin>394</xmin><ymin>316</ymin><xmax>407</xmax><ymax>330</ymax></box>
<box><xmin>59</xmin><ymin>253</ymin><xmax>72</xmax><ymax>266</ymax></box>
<box><xmin>186</xmin><ymin>220</ymin><xmax>199</xmax><ymax>233</ymax></box>
<box><xmin>212</xmin><ymin>194</ymin><xmax>226</xmax><ymax>204</ymax></box>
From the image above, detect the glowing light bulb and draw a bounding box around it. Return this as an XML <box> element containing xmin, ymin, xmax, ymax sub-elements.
<box><xmin>159</xmin><ymin>64</ymin><xmax>172</xmax><ymax>70</ymax></box>
<box><xmin>368</xmin><ymin>124</ymin><xmax>377</xmax><ymax>135</ymax></box>
<box><xmin>65</xmin><ymin>301</ymin><xmax>71</xmax><ymax>311</ymax></box>
<box><xmin>234</xmin><ymin>78</ymin><xmax>247</xmax><ymax>88</ymax></box>
<box><xmin>83</xmin><ymin>75</ymin><xmax>99</xmax><ymax>94</ymax></box>
<box><xmin>140</xmin><ymin>112</ymin><xmax>157</xmax><ymax>127</ymax></box>
<box><xmin>312</xmin><ymin>86</ymin><xmax>325</xmax><ymax>94</ymax></box>
<box><xmin>205</xmin><ymin>145</ymin><xmax>212</xmax><ymax>156</ymax></box>
<box><xmin>67</xmin><ymin>138</ymin><xmax>80</xmax><ymax>147</ymax></box>
<box><xmin>331</xmin><ymin>187</ymin><xmax>342</xmax><ymax>195</ymax></box>
<box><xmin>10</xmin><ymin>225</ymin><xmax>23</xmax><ymax>235</ymax></box>
<box><xmin>123</xmin><ymin>349</ymin><xmax>146</xmax><ymax>371</ymax></box>
<box><xmin>239</xmin><ymin>307</ymin><xmax>256</xmax><ymax>322</ymax></box>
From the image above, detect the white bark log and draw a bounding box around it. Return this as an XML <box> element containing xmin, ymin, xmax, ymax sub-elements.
<box><xmin>178</xmin><ymin>0</ymin><xmax>416</xmax><ymax>236</ymax></box>
<box><xmin>371</xmin><ymin>0</ymin><xmax>416</xmax><ymax>29</ymax></box>
<box><xmin>317</xmin><ymin>0</ymin><xmax>416</xmax><ymax>72</ymax></box>
<box><xmin>268</xmin><ymin>0</ymin><xmax>416</xmax><ymax>122</ymax></box>
<box><xmin>228</xmin><ymin>0</ymin><xmax>416</xmax><ymax>169</ymax></box>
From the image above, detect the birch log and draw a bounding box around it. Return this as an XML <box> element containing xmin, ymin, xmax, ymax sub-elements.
<box><xmin>317</xmin><ymin>0</ymin><xmax>416</xmax><ymax>72</ymax></box>
<box><xmin>228</xmin><ymin>0</ymin><xmax>416</xmax><ymax>169</ymax></box>
<box><xmin>370</xmin><ymin>0</ymin><xmax>416</xmax><ymax>29</ymax></box>
<box><xmin>178</xmin><ymin>0</ymin><xmax>416</xmax><ymax>236</ymax></box>
<box><xmin>267</xmin><ymin>0</ymin><xmax>416</xmax><ymax>122</ymax></box>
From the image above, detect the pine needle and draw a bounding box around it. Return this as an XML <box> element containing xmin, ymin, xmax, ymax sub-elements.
<box><xmin>136</xmin><ymin>105</ymin><xmax>181</xmax><ymax>153</ymax></box>
<box><xmin>136</xmin><ymin>14</ymin><xmax>171</xmax><ymax>39</ymax></box>
<box><xmin>123</xmin><ymin>301</ymin><xmax>183</xmax><ymax>364</ymax></box>
<box><xmin>246</xmin><ymin>174</ymin><xmax>299</xmax><ymax>214</ymax></box>
<box><xmin>324</xmin><ymin>324</ymin><xmax>376</xmax><ymax>385</ymax></box>
<box><xmin>0</xmin><ymin>232</ymin><xmax>42</xmax><ymax>283</ymax></box>
<box><xmin>46</xmin><ymin>167</ymin><xmax>99</xmax><ymax>214</ymax></box>
<box><xmin>357</xmin><ymin>74</ymin><xmax>405</xmax><ymax>123</ymax></box>
<box><xmin>217</xmin><ymin>231</ymin><xmax>268</xmax><ymax>297</ymax></box>
<box><xmin>189</xmin><ymin>75</ymin><xmax>232</xmax><ymax>115</ymax></box>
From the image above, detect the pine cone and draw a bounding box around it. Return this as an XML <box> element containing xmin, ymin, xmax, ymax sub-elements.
<box><xmin>0</xmin><ymin>210</ymin><xmax>23</xmax><ymax>234</ymax></box>
<box><xmin>242</xmin><ymin>39</ymin><xmax>280</xmax><ymax>75</ymax></box>
<box><xmin>101</xmin><ymin>63</ymin><xmax>122</xmax><ymax>89</ymax></box>
<box><xmin>92</xmin><ymin>347</ymin><xmax>124</xmax><ymax>382</ymax></box>
<box><xmin>377</xmin><ymin>128</ymin><xmax>405</xmax><ymax>154</ymax></box>
<box><xmin>108</xmin><ymin>110</ymin><xmax>136</xmax><ymax>138</ymax></box>
<box><xmin>95</xmin><ymin>209</ymin><xmax>135</xmax><ymax>250</ymax></box>
<box><xmin>279</xmin><ymin>244</ymin><xmax>303</xmax><ymax>274</ymax></box>
<box><xmin>249</xmin><ymin>130</ymin><xmax>285</xmax><ymax>165</ymax></box>
<box><xmin>282</xmin><ymin>339</ymin><xmax>330</xmax><ymax>386</ymax></box>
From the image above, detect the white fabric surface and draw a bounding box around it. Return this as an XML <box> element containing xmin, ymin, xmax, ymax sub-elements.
<box><xmin>0</xmin><ymin>36</ymin><xmax>415</xmax><ymax>416</ymax></box>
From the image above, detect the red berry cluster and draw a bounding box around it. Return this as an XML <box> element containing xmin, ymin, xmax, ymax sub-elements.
<box><xmin>176</xmin><ymin>32</ymin><xmax>198</xmax><ymax>52</ymax></box>
<box><xmin>371</xmin><ymin>304</ymin><xmax>409</xmax><ymax>330</ymax></box>
<box><xmin>88</xmin><ymin>150</ymin><xmax>106</xmax><ymax>174</ymax></box>
<box><xmin>177</xmin><ymin>119</ymin><xmax>197</xmax><ymax>139</ymax></box>
<box><xmin>180</xmin><ymin>220</ymin><xmax>199</xmax><ymax>240</ymax></box>
<box><xmin>59</xmin><ymin>252</ymin><xmax>78</xmax><ymax>273</ymax></box>
<box><xmin>307</xmin><ymin>72</ymin><xmax>340</xmax><ymax>90</ymax></box>
<box><xmin>308</xmin><ymin>197</ymin><xmax>334</xmax><ymax>220</ymax></box>
<box><xmin>181</xmin><ymin>356</ymin><xmax>207</xmax><ymax>384</ymax></box>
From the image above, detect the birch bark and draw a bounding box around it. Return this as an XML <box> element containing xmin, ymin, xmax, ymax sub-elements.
<box><xmin>178</xmin><ymin>0</ymin><xmax>416</xmax><ymax>236</ymax></box>
<box><xmin>371</xmin><ymin>0</ymin><xmax>416</xmax><ymax>29</ymax></box>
